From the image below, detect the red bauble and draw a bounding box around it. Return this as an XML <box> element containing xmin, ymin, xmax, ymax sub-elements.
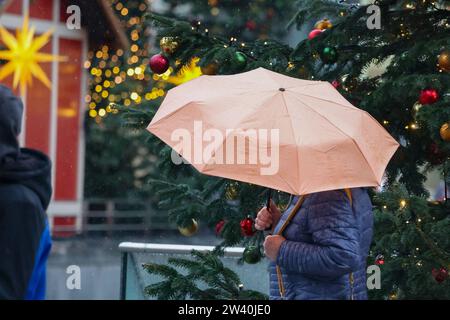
<box><xmin>419</xmin><ymin>89</ymin><xmax>439</xmax><ymax>105</ymax></box>
<box><xmin>432</xmin><ymin>267</ymin><xmax>448</xmax><ymax>283</ymax></box>
<box><xmin>149</xmin><ymin>54</ymin><xmax>170</xmax><ymax>74</ymax></box>
<box><xmin>245</xmin><ymin>20</ymin><xmax>257</xmax><ymax>31</ymax></box>
<box><xmin>331</xmin><ymin>80</ymin><xmax>340</xmax><ymax>89</ymax></box>
<box><xmin>240</xmin><ymin>217</ymin><xmax>255</xmax><ymax>237</ymax></box>
<box><xmin>215</xmin><ymin>220</ymin><xmax>225</xmax><ymax>236</ymax></box>
<box><xmin>308</xmin><ymin>28</ymin><xmax>324</xmax><ymax>40</ymax></box>
<box><xmin>375</xmin><ymin>254</ymin><xmax>385</xmax><ymax>266</ymax></box>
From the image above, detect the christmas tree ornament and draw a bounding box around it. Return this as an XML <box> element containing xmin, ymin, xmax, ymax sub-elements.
<box><xmin>234</xmin><ymin>51</ymin><xmax>247</xmax><ymax>70</ymax></box>
<box><xmin>245</xmin><ymin>20</ymin><xmax>257</xmax><ymax>31</ymax></box>
<box><xmin>331</xmin><ymin>80</ymin><xmax>340</xmax><ymax>88</ymax></box>
<box><xmin>215</xmin><ymin>220</ymin><xmax>225</xmax><ymax>236</ymax></box>
<box><xmin>167</xmin><ymin>57</ymin><xmax>202</xmax><ymax>85</ymax></box>
<box><xmin>200</xmin><ymin>62</ymin><xmax>219</xmax><ymax>75</ymax></box>
<box><xmin>178</xmin><ymin>219</ymin><xmax>199</xmax><ymax>237</ymax></box>
<box><xmin>315</xmin><ymin>18</ymin><xmax>333</xmax><ymax>30</ymax></box>
<box><xmin>359</xmin><ymin>56</ymin><xmax>394</xmax><ymax>80</ymax></box>
<box><xmin>225</xmin><ymin>183</ymin><xmax>239</xmax><ymax>200</ymax></box>
<box><xmin>418</xmin><ymin>88</ymin><xmax>439</xmax><ymax>105</ymax></box>
<box><xmin>243</xmin><ymin>245</ymin><xmax>262</xmax><ymax>264</ymax></box>
<box><xmin>160</xmin><ymin>37</ymin><xmax>179</xmax><ymax>55</ymax></box>
<box><xmin>340</xmin><ymin>74</ymin><xmax>358</xmax><ymax>92</ymax></box>
<box><xmin>320</xmin><ymin>46</ymin><xmax>338</xmax><ymax>64</ymax></box>
<box><xmin>438</xmin><ymin>50</ymin><xmax>450</xmax><ymax>72</ymax></box>
<box><xmin>308</xmin><ymin>28</ymin><xmax>324</xmax><ymax>40</ymax></box>
<box><xmin>432</xmin><ymin>267</ymin><xmax>448</xmax><ymax>283</ymax></box>
<box><xmin>0</xmin><ymin>14</ymin><xmax>66</xmax><ymax>95</ymax></box>
<box><xmin>240</xmin><ymin>217</ymin><xmax>255</xmax><ymax>237</ymax></box>
<box><xmin>388</xmin><ymin>292</ymin><xmax>398</xmax><ymax>300</ymax></box>
<box><xmin>149</xmin><ymin>53</ymin><xmax>170</xmax><ymax>74</ymax></box>
<box><xmin>440</xmin><ymin>123</ymin><xmax>450</xmax><ymax>141</ymax></box>
<box><xmin>375</xmin><ymin>254</ymin><xmax>385</xmax><ymax>265</ymax></box>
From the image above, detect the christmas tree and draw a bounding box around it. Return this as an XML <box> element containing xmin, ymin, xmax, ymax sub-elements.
<box><xmin>158</xmin><ymin>0</ymin><xmax>296</xmax><ymax>40</ymax></box>
<box><xmin>118</xmin><ymin>0</ymin><xmax>449</xmax><ymax>299</ymax></box>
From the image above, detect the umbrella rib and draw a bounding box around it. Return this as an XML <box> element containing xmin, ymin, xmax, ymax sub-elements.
<box><xmin>200</xmin><ymin>93</ymin><xmax>283</xmax><ymax>168</ymax></box>
<box><xmin>263</xmin><ymin>68</ymin><xmax>324</xmax><ymax>89</ymax></box>
<box><xmin>279</xmin><ymin>92</ymin><xmax>301</xmax><ymax>194</ymax></box>
<box><xmin>198</xmin><ymin>93</ymin><xmax>300</xmax><ymax>194</ymax></box>
<box><xmin>149</xmin><ymin>100</ymin><xmax>199</xmax><ymax>127</ymax></box>
<box><xmin>290</xmin><ymin>82</ymin><xmax>326</xmax><ymax>88</ymax></box>
<box><xmin>293</xmin><ymin>87</ymin><xmax>357</xmax><ymax>110</ymax></box>
<box><xmin>287</xmin><ymin>93</ymin><xmax>379</xmax><ymax>183</ymax></box>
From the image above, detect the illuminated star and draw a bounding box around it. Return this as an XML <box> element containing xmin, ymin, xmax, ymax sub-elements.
<box><xmin>167</xmin><ymin>57</ymin><xmax>203</xmax><ymax>85</ymax></box>
<box><xmin>0</xmin><ymin>14</ymin><xmax>66</xmax><ymax>95</ymax></box>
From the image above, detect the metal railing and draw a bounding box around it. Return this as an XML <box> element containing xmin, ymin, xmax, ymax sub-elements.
<box><xmin>53</xmin><ymin>199</ymin><xmax>176</xmax><ymax>235</ymax></box>
<box><xmin>83</xmin><ymin>199</ymin><xmax>177</xmax><ymax>234</ymax></box>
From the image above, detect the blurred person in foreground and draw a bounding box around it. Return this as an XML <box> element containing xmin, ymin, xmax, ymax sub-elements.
<box><xmin>0</xmin><ymin>85</ymin><xmax>52</xmax><ymax>300</ymax></box>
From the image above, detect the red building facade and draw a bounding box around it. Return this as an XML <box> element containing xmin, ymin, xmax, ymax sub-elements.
<box><xmin>1</xmin><ymin>0</ymin><xmax>87</xmax><ymax>235</ymax></box>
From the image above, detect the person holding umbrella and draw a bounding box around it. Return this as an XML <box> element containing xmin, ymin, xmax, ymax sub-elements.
<box><xmin>148</xmin><ymin>67</ymin><xmax>399</xmax><ymax>300</ymax></box>
<box><xmin>255</xmin><ymin>188</ymin><xmax>373</xmax><ymax>300</ymax></box>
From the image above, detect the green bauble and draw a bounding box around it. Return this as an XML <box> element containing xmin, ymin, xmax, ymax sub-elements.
<box><xmin>243</xmin><ymin>245</ymin><xmax>261</xmax><ymax>264</ymax></box>
<box><xmin>234</xmin><ymin>51</ymin><xmax>247</xmax><ymax>70</ymax></box>
<box><xmin>321</xmin><ymin>46</ymin><xmax>338</xmax><ymax>64</ymax></box>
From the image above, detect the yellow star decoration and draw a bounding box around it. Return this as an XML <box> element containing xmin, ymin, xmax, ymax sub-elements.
<box><xmin>0</xmin><ymin>14</ymin><xmax>66</xmax><ymax>95</ymax></box>
<box><xmin>167</xmin><ymin>57</ymin><xmax>203</xmax><ymax>86</ymax></box>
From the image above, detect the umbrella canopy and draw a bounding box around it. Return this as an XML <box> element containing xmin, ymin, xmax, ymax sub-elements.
<box><xmin>148</xmin><ymin>67</ymin><xmax>399</xmax><ymax>195</ymax></box>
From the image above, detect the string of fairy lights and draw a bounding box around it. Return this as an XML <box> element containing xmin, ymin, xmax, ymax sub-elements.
<box><xmin>84</xmin><ymin>0</ymin><xmax>170</xmax><ymax>123</ymax></box>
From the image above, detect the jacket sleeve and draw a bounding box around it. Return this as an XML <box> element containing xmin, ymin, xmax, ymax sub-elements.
<box><xmin>276</xmin><ymin>192</ymin><xmax>360</xmax><ymax>277</ymax></box>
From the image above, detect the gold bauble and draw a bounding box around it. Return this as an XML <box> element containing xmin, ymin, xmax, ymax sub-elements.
<box><xmin>314</xmin><ymin>18</ymin><xmax>333</xmax><ymax>30</ymax></box>
<box><xmin>440</xmin><ymin>123</ymin><xmax>450</xmax><ymax>141</ymax></box>
<box><xmin>438</xmin><ymin>50</ymin><xmax>450</xmax><ymax>72</ymax></box>
<box><xmin>178</xmin><ymin>219</ymin><xmax>199</xmax><ymax>237</ymax></box>
<box><xmin>160</xmin><ymin>37</ymin><xmax>179</xmax><ymax>55</ymax></box>
<box><xmin>225</xmin><ymin>182</ymin><xmax>239</xmax><ymax>200</ymax></box>
<box><xmin>200</xmin><ymin>62</ymin><xmax>219</xmax><ymax>75</ymax></box>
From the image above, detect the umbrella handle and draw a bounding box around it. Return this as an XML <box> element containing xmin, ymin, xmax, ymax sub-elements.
<box><xmin>266</xmin><ymin>188</ymin><xmax>272</xmax><ymax>209</ymax></box>
<box><xmin>265</xmin><ymin>189</ymin><xmax>273</xmax><ymax>232</ymax></box>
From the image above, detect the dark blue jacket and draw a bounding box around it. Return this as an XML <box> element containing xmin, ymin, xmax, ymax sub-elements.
<box><xmin>269</xmin><ymin>188</ymin><xmax>373</xmax><ymax>300</ymax></box>
<box><xmin>0</xmin><ymin>85</ymin><xmax>52</xmax><ymax>300</ymax></box>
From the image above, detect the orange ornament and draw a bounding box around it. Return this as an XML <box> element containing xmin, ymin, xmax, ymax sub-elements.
<box><xmin>440</xmin><ymin>123</ymin><xmax>450</xmax><ymax>141</ymax></box>
<box><xmin>438</xmin><ymin>51</ymin><xmax>450</xmax><ymax>72</ymax></box>
<box><xmin>315</xmin><ymin>18</ymin><xmax>333</xmax><ymax>30</ymax></box>
<box><xmin>178</xmin><ymin>219</ymin><xmax>199</xmax><ymax>237</ymax></box>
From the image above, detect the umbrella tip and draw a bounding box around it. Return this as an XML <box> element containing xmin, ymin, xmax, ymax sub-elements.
<box><xmin>279</xmin><ymin>88</ymin><xmax>286</xmax><ymax>92</ymax></box>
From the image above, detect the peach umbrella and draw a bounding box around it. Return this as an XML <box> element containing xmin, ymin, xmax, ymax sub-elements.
<box><xmin>148</xmin><ymin>67</ymin><xmax>399</xmax><ymax>197</ymax></box>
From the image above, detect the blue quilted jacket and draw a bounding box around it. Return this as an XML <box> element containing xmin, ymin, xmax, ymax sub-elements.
<box><xmin>269</xmin><ymin>188</ymin><xmax>373</xmax><ymax>300</ymax></box>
